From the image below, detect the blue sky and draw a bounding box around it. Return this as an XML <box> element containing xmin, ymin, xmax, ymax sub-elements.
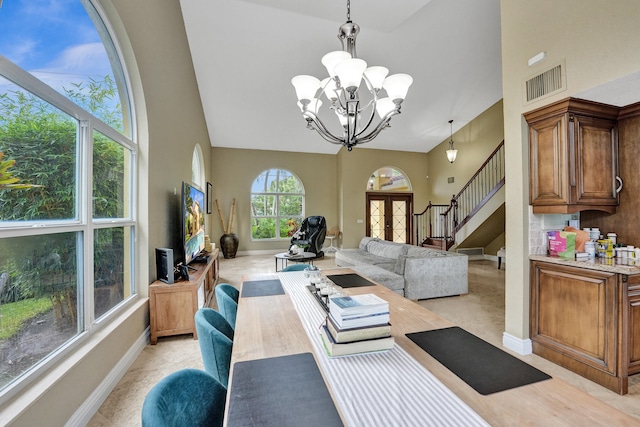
<box><xmin>0</xmin><ymin>0</ymin><xmax>112</xmax><ymax>91</ymax></box>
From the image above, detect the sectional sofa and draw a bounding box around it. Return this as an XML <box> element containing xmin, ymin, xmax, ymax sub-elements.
<box><xmin>335</xmin><ymin>237</ymin><xmax>468</xmax><ymax>300</ymax></box>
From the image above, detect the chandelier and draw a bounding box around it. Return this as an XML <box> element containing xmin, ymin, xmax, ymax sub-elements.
<box><xmin>291</xmin><ymin>0</ymin><xmax>413</xmax><ymax>151</ymax></box>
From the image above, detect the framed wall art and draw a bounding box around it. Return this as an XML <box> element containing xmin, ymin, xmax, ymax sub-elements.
<box><xmin>206</xmin><ymin>182</ymin><xmax>213</xmax><ymax>214</ymax></box>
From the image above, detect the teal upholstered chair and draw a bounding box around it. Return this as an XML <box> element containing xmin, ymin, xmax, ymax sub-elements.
<box><xmin>281</xmin><ymin>264</ymin><xmax>309</xmax><ymax>272</ymax></box>
<box><xmin>216</xmin><ymin>283</ymin><xmax>239</xmax><ymax>302</ymax></box>
<box><xmin>141</xmin><ymin>368</ymin><xmax>226</xmax><ymax>427</ymax></box>
<box><xmin>194</xmin><ymin>308</ymin><xmax>234</xmax><ymax>387</ymax></box>
<box><xmin>215</xmin><ymin>284</ymin><xmax>238</xmax><ymax>329</ymax></box>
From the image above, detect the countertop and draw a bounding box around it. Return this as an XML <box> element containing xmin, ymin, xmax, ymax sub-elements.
<box><xmin>530</xmin><ymin>254</ymin><xmax>640</xmax><ymax>275</ymax></box>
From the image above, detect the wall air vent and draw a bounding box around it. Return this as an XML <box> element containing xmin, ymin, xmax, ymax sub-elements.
<box><xmin>524</xmin><ymin>60</ymin><xmax>566</xmax><ymax>104</ymax></box>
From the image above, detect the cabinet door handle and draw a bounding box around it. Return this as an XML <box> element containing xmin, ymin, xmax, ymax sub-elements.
<box><xmin>616</xmin><ymin>176</ymin><xmax>623</xmax><ymax>194</ymax></box>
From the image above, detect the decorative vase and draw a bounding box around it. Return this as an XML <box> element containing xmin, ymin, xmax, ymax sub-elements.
<box><xmin>220</xmin><ymin>233</ymin><xmax>239</xmax><ymax>259</ymax></box>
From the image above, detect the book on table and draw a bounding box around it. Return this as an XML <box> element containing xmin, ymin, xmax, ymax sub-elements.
<box><xmin>328</xmin><ymin>310</ymin><xmax>390</xmax><ymax>329</ymax></box>
<box><xmin>325</xmin><ymin>316</ymin><xmax>391</xmax><ymax>344</ymax></box>
<box><xmin>319</xmin><ymin>324</ymin><xmax>394</xmax><ymax>357</ymax></box>
<box><xmin>329</xmin><ymin>294</ymin><xmax>389</xmax><ymax>317</ymax></box>
<box><xmin>329</xmin><ymin>294</ymin><xmax>390</xmax><ymax>329</ymax></box>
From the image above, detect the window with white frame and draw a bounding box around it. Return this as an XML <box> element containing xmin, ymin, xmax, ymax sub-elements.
<box><xmin>0</xmin><ymin>0</ymin><xmax>135</xmax><ymax>398</ymax></box>
<box><xmin>251</xmin><ymin>169</ymin><xmax>304</xmax><ymax>240</ymax></box>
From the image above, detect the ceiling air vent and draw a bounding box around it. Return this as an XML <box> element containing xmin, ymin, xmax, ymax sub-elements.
<box><xmin>524</xmin><ymin>61</ymin><xmax>566</xmax><ymax>104</ymax></box>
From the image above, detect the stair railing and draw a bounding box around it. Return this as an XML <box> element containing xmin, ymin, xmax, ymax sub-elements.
<box><xmin>414</xmin><ymin>140</ymin><xmax>505</xmax><ymax>249</ymax></box>
<box><xmin>413</xmin><ymin>202</ymin><xmax>450</xmax><ymax>246</ymax></box>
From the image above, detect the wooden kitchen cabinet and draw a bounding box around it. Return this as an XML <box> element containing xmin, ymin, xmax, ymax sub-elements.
<box><xmin>149</xmin><ymin>248</ymin><xmax>219</xmax><ymax>344</ymax></box>
<box><xmin>525</xmin><ymin>98</ymin><xmax>620</xmax><ymax>214</ymax></box>
<box><xmin>627</xmin><ymin>277</ymin><xmax>640</xmax><ymax>376</ymax></box>
<box><xmin>530</xmin><ymin>259</ymin><xmax>640</xmax><ymax>394</ymax></box>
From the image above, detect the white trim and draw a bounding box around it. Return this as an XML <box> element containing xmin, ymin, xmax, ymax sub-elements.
<box><xmin>502</xmin><ymin>332</ymin><xmax>532</xmax><ymax>355</ymax></box>
<box><xmin>65</xmin><ymin>327</ymin><xmax>150</xmax><ymax>427</ymax></box>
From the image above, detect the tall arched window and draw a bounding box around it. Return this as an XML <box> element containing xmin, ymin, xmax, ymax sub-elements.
<box><xmin>0</xmin><ymin>1</ymin><xmax>136</xmax><ymax>398</ymax></box>
<box><xmin>192</xmin><ymin>144</ymin><xmax>205</xmax><ymax>190</ymax></box>
<box><xmin>251</xmin><ymin>169</ymin><xmax>304</xmax><ymax>240</ymax></box>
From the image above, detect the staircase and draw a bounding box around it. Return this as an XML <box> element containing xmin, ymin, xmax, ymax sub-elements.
<box><xmin>414</xmin><ymin>140</ymin><xmax>505</xmax><ymax>250</ymax></box>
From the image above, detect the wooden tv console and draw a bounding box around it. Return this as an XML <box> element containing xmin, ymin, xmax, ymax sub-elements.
<box><xmin>149</xmin><ymin>248</ymin><xmax>219</xmax><ymax>344</ymax></box>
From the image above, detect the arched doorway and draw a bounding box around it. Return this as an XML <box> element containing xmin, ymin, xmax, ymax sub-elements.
<box><xmin>366</xmin><ymin>167</ymin><xmax>413</xmax><ymax>243</ymax></box>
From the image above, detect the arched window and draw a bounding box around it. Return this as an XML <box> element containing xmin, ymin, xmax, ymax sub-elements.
<box><xmin>0</xmin><ymin>1</ymin><xmax>136</xmax><ymax>398</ymax></box>
<box><xmin>192</xmin><ymin>144</ymin><xmax>205</xmax><ymax>190</ymax></box>
<box><xmin>367</xmin><ymin>167</ymin><xmax>412</xmax><ymax>191</ymax></box>
<box><xmin>250</xmin><ymin>169</ymin><xmax>304</xmax><ymax>240</ymax></box>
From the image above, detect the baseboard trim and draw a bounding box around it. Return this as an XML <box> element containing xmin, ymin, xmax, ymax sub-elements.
<box><xmin>235</xmin><ymin>249</ymin><xmax>282</xmax><ymax>256</ymax></box>
<box><xmin>66</xmin><ymin>327</ymin><xmax>150</xmax><ymax>427</ymax></box>
<box><xmin>502</xmin><ymin>332</ymin><xmax>532</xmax><ymax>355</ymax></box>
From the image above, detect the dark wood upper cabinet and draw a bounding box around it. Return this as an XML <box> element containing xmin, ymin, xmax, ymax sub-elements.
<box><xmin>525</xmin><ymin>98</ymin><xmax>620</xmax><ymax>214</ymax></box>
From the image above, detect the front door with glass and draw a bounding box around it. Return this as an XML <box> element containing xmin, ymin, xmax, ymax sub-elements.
<box><xmin>366</xmin><ymin>193</ymin><xmax>413</xmax><ymax>243</ymax></box>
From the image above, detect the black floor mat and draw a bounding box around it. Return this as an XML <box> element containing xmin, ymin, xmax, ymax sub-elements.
<box><xmin>327</xmin><ymin>273</ymin><xmax>376</xmax><ymax>288</ymax></box>
<box><xmin>407</xmin><ymin>326</ymin><xmax>551</xmax><ymax>395</ymax></box>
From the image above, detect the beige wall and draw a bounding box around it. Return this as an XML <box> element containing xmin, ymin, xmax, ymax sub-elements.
<box><xmin>208</xmin><ymin>100</ymin><xmax>504</xmax><ymax>253</ymax></box>
<box><xmin>501</xmin><ymin>0</ymin><xmax>640</xmax><ymax>342</ymax></box>
<box><xmin>1</xmin><ymin>0</ymin><xmax>211</xmax><ymax>424</ymax></box>
<box><xmin>210</xmin><ymin>147</ymin><xmax>430</xmax><ymax>251</ymax></box>
<box><xmin>337</xmin><ymin>148</ymin><xmax>430</xmax><ymax>248</ymax></box>
<box><xmin>112</xmin><ymin>0</ymin><xmax>213</xmax><ymax>283</ymax></box>
<box><xmin>427</xmin><ymin>100</ymin><xmax>504</xmax><ymax>204</ymax></box>
<box><xmin>210</xmin><ymin>147</ymin><xmax>338</xmax><ymax>252</ymax></box>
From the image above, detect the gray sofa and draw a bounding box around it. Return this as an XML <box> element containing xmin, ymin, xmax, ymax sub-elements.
<box><xmin>335</xmin><ymin>237</ymin><xmax>468</xmax><ymax>300</ymax></box>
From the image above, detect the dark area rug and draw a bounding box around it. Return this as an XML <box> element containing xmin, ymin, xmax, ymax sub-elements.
<box><xmin>407</xmin><ymin>326</ymin><xmax>551</xmax><ymax>395</ymax></box>
<box><xmin>241</xmin><ymin>279</ymin><xmax>284</xmax><ymax>297</ymax></box>
<box><xmin>327</xmin><ymin>273</ymin><xmax>375</xmax><ymax>288</ymax></box>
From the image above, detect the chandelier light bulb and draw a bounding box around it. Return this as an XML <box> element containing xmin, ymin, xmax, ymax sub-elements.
<box><xmin>321</xmin><ymin>77</ymin><xmax>339</xmax><ymax>100</ymax></box>
<box><xmin>321</xmin><ymin>51</ymin><xmax>352</xmax><ymax>77</ymax></box>
<box><xmin>382</xmin><ymin>73</ymin><xmax>413</xmax><ymax>102</ymax></box>
<box><xmin>375</xmin><ymin>97</ymin><xmax>397</xmax><ymax>118</ymax></box>
<box><xmin>364</xmin><ymin>66</ymin><xmax>389</xmax><ymax>91</ymax></box>
<box><xmin>334</xmin><ymin>58</ymin><xmax>367</xmax><ymax>91</ymax></box>
<box><xmin>298</xmin><ymin>98</ymin><xmax>323</xmax><ymax>114</ymax></box>
<box><xmin>291</xmin><ymin>75</ymin><xmax>320</xmax><ymax>102</ymax></box>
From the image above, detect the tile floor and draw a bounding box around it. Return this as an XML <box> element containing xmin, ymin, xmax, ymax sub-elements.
<box><xmin>87</xmin><ymin>255</ymin><xmax>640</xmax><ymax>426</ymax></box>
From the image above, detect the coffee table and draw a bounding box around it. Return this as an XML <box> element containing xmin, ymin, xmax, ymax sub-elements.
<box><xmin>274</xmin><ymin>251</ymin><xmax>316</xmax><ymax>271</ymax></box>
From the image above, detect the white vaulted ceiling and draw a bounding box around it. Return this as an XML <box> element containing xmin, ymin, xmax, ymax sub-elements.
<box><xmin>180</xmin><ymin>0</ymin><xmax>502</xmax><ymax>154</ymax></box>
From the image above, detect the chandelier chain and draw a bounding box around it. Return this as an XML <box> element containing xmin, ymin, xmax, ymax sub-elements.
<box><xmin>346</xmin><ymin>0</ymin><xmax>351</xmax><ymax>22</ymax></box>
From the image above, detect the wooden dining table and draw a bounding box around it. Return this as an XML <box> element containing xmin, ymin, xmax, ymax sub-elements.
<box><xmin>223</xmin><ymin>268</ymin><xmax>639</xmax><ymax>426</ymax></box>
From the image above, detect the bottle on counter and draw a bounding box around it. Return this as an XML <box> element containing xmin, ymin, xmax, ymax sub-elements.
<box><xmin>604</xmin><ymin>239</ymin><xmax>614</xmax><ymax>259</ymax></box>
<box><xmin>607</xmin><ymin>232</ymin><xmax>617</xmax><ymax>245</ymax></box>
<box><xmin>585</xmin><ymin>241</ymin><xmax>596</xmax><ymax>258</ymax></box>
<box><xmin>590</xmin><ymin>228</ymin><xmax>600</xmax><ymax>241</ymax></box>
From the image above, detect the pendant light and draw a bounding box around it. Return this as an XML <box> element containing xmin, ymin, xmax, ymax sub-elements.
<box><xmin>446</xmin><ymin>119</ymin><xmax>458</xmax><ymax>163</ymax></box>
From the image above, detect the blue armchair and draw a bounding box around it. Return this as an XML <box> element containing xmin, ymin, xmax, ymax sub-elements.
<box><xmin>141</xmin><ymin>368</ymin><xmax>226</xmax><ymax>427</ymax></box>
<box><xmin>194</xmin><ymin>308</ymin><xmax>234</xmax><ymax>387</ymax></box>
<box><xmin>215</xmin><ymin>284</ymin><xmax>238</xmax><ymax>330</ymax></box>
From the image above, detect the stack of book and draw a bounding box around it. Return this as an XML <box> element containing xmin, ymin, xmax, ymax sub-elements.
<box><xmin>319</xmin><ymin>294</ymin><xmax>394</xmax><ymax>357</ymax></box>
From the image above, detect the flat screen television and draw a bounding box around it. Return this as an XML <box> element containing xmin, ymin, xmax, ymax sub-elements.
<box><xmin>181</xmin><ymin>181</ymin><xmax>206</xmax><ymax>265</ymax></box>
